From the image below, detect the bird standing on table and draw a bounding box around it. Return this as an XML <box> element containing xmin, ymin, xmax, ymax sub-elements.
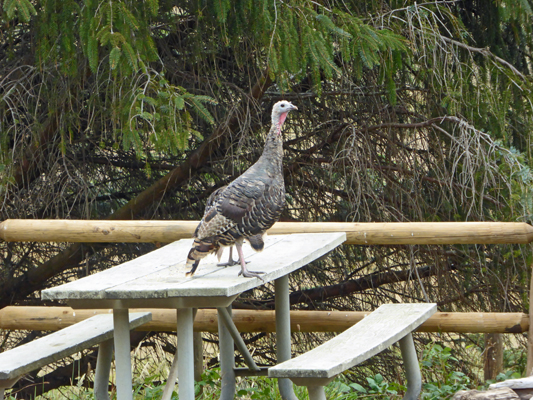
<box><xmin>185</xmin><ymin>100</ymin><xmax>298</xmax><ymax>278</ymax></box>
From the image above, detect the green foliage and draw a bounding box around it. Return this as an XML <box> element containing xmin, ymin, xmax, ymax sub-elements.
<box><xmin>79</xmin><ymin>0</ymin><xmax>158</xmax><ymax>75</ymax></box>
<box><xmin>199</xmin><ymin>0</ymin><xmax>408</xmax><ymax>97</ymax></box>
<box><xmin>2</xmin><ymin>0</ymin><xmax>36</xmax><ymax>22</ymax></box>
<box><xmin>501</xmin><ymin>347</ymin><xmax>527</xmax><ymax>378</ymax></box>
<box><xmin>120</xmin><ymin>74</ymin><xmax>214</xmax><ymax>155</ymax></box>
<box><xmin>0</xmin><ymin>0</ymin><xmax>414</xmax><ymax>158</ymax></box>
<box><xmin>195</xmin><ymin>368</ymin><xmax>221</xmax><ymax>396</ymax></box>
<box><xmin>336</xmin><ymin>373</ymin><xmax>401</xmax><ymax>397</ymax></box>
<box><xmin>420</xmin><ymin>343</ymin><xmax>471</xmax><ymax>399</ymax></box>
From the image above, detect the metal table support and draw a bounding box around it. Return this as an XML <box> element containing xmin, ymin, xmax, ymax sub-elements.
<box><xmin>399</xmin><ymin>333</ymin><xmax>422</xmax><ymax>400</ymax></box>
<box><xmin>219</xmin><ymin>305</ymin><xmax>236</xmax><ymax>400</ymax></box>
<box><xmin>217</xmin><ymin>307</ymin><xmax>260</xmax><ymax>372</ymax></box>
<box><xmin>94</xmin><ymin>338</ymin><xmax>114</xmax><ymax>400</ymax></box>
<box><xmin>161</xmin><ymin>308</ymin><xmax>197</xmax><ymax>400</ymax></box>
<box><xmin>113</xmin><ymin>309</ymin><xmax>133</xmax><ymax>400</ymax></box>
<box><xmin>177</xmin><ymin>308</ymin><xmax>195</xmax><ymax>400</ymax></box>
<box><xmin>275</xmin><ymin>276</ymin><xmax>298</xmax><ymax>400</ymax></box>
<box><xmin>161</xmin><ymin>331</ymin><xmax>179</xmax><ymax>400</ymax></box>
<box><xmin>307</xmin><ymin>385</ymin><xmax>327</xmax><ymax>400</ymax></box>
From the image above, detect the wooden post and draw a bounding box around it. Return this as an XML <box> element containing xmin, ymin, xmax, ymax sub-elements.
<box><xmin>527</xmin><ymin>265</ymin><xmax>533</xmax><ymax>376</ymax></box>
<box><xmin>484</xmin><ymin>333</ymin><xmax>503</xmax><ymax>381</ymax></box>
<box><xmin>193</xmin><ymin>332</ymin><xmax>203</xmax><ymax>381</ymax></box>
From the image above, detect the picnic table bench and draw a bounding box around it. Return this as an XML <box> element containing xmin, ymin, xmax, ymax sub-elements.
<box><xmin>269</xmin><ymin>303</ymin><xmax>437</xmax><ymax>400</ymax></box>
<box><xmin>0</xmin><ymin>312</ymin><xmax>151</xmax><ymax>400</ymax></box>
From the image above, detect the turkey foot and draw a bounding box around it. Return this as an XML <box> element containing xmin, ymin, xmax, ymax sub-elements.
<box><xmin>238</xmin><ymin>267</ymin><xmax>265</xmax><ymax>280</ymax></box>
<box><xmin>236</xmin><ymin>240</ymin><xmax>264</xmax><ymax>281</ymax></box>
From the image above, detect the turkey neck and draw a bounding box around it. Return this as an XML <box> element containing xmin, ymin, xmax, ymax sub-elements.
<box><xmin>255</xmin><ymin>123</ymin><xmax>284</xmax><ymax>176</ymax></box>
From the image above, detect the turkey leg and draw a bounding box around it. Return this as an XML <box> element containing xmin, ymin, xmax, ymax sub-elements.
<box><xmin>235</xmin><ymin>238</ymin><xmax>265</xmax><ymax>280</ymax></box>
<box><xmin>217</xmin><ymin>247</ymin><xmax>249</xmax><ymax>267</ymax></box>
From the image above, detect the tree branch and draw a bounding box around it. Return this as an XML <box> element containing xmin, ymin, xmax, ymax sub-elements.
<box><xmin>235</xmin><ymin>262</ymin><xmax>459</xmax><ymax>309</ymax></box>
<box><xmin>0</xmin><ymin>71</ymin><xmax>273</xmax><ymax>309</ymax></box>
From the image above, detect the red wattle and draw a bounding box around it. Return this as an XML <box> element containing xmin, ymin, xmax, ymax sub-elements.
<box><xmin>278</xmin><ymin>112</ymin><xmax>288</xmax><ymax>134</ymax></box>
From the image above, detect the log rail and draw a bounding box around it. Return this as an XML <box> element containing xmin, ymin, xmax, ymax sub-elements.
<box><xmin>0</xmin><ymin>306</ymin><xmax>528</xmax><ymax>334</ymax></box>
<box><xmin>1</xmin><ymin>219</ymin><xmax>533</xmax><ymax>245</ymax></box>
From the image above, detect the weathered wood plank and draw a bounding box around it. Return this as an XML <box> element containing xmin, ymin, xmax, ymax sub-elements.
<box><xmin>268</xmin><ymin>303</ymin><xmax>436</xmax><ymax>380</ymax></box>
<box><xmin>0</xmin><ymin>312</ymin><xmax>151</xmax><ymax>380</ymax></box>
<box><xmin>41</xmin><ymin>240</ymin><xmax>194</xmax><ymax>300</ymax></box>
<box><xmin>490</xmin><ymin>377</ymin><xmax>533</xmax><ymax>390</ymax></box>
<box><xmin>42</xmin><ymin>233</ymin><xmax>346</xmax><ymax>302</ymax></box>
<box><xmin>2</xmin><ymin>219</ymin><xmax>533</xmax><ymax>245</ymax></box>
<box><xmin>453</xmin><ymin>388</ymin><xmax>520</xmax><ymax>400</ymax></box>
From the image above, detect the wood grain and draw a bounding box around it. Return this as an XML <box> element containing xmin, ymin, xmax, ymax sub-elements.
<box><xmin>41</xmin><ymin>233</ymin><xmax>346</xmax><ymax>303</ymax></box>
<box><xmin>268</xmin><ymin>303</ymin><xmax>437</xmax><ymax>379</ymax></box>
<box><xmin>0</xmin><ymin>307</ymin><xmax>528</xmax><ymax>334</ymax></box>
<box><xmin>0</xmin><ymin>312</ymin><xmax>151</xmax><ymax>380</ymax></box>
<box><xmin>2</xmin><ymin>219</ymin><xmax>533</xmax><ymax>245</ymax></box>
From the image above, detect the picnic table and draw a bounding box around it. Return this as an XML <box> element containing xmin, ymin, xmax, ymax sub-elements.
<box><xmin>42</xmin><ymin>232</ymin><xmax>346</xmax><ymax>400</ymax></box>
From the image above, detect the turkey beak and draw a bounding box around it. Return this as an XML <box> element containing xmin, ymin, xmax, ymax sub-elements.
<box><xmin>290</xmin><ymin>104</ymin><xmax>298</xmax><ymax>112</ymax></box>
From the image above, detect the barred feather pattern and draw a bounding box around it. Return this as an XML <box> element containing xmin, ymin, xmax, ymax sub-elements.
<box><xmin>185</xmin><ymin>100</ymin><xmax>297</xmax><ymax>276</ymax></box>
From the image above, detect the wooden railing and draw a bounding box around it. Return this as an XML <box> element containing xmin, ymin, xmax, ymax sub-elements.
<box><xmin>0</xmin><ymin>306</ymin><xmax>528</xmax><ymax>334</ymax></box>
<box><xmin>1</xmin><ymin>219</ymin><xmax>533</xmax><ymax>245</ymax></box>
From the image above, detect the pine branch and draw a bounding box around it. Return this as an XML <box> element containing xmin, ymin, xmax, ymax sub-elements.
<box><xmin>0</xmin><ymin>71</ymin><xmax>273</xmax><ymax>309</ymax></box>
<box><xmin>440</xmin><ymin>36</ymin><xmax>527</xmax><ymax>82</ymax></box>
<box><xmin>109</xmin><ymin>71</ymin><xmax>272</xmax><ymax>220</ymax></box>
<box><xmin>81</xmin><ymin>156</ymin><xmax>175</xmax><ymax>171</ymax></box>
<box><xmin>6</xmin><ymin>68</ymin><xmax>92</xmax><ymax>194</ymax></box>
<box><xmin>286</xmin><ymin>263</ymin><xmax>457</xmax><ymax>307</ymax></box>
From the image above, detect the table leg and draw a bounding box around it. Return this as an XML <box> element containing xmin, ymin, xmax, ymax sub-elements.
<box><xmin>399</xmin><ymin>333</ymin><xmax>422</xmax><ymax>400</ymax></box>
<box><xmin>94</xmin><ymin>338</ymin><xmax>113</xmax><ymax>400</ymax></box>
<box><xmin>217</xmin><ymin>307</ymin><xmax>260</xmax><ymax>371</ymax></box>
<box><xmin>113</xmin><ymin>309</ymin><xmax>133</xmax><ymax>400</ymax></box>
<box><xmin>275</xmin><ymin>276</ymin><xmax>298</xmax><ymax>400</ymax></box>
<box><xmin>161</xmin><ymin>343</ymin><xmax>179</xmax><ymax>400</ymax></box>
<box><xmin>307</xmin><ymin>385</ymin><xmax>327</xmax><ymax>400</ymax></box>
<box><xmin>218</xmin><ymin>305</ymin><xmax>236</xmax><ymax>400</ymax></box>
<box><xmin>162</xmin><ymin>309</ymin><xmax>198</xmax><ymax>400</ymax></box>
<box><xmin>176</xmin><ymin>308</ymin><xmax>195</xmax><ymax>400</ymax></box>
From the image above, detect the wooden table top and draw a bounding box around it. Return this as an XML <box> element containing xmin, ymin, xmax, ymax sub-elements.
<box><xmin>42</xmin><ymin>232</ymin><xmax>346</xmax><ymax>308</ymax></box>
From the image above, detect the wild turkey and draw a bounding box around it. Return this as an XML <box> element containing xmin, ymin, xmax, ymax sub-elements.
<box><xmin>186</xmin><ymin>100</ymin><xmax>298</xmax><ymax>278</ymax></box>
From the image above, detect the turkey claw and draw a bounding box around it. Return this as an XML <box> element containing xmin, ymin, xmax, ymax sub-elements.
<box><xmin>239</xmin><ymin>269</ymin><xmax>265</xmax><ymax>281</ymax></box>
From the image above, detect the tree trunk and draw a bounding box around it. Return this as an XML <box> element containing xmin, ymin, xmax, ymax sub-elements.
<box><xmin>527</xmin><ymin>264</ymin><xmax>533</xmax><ymax>376</ymax></box>
<box><xmin>484</xmin><ymin>333</ymin><xmax>503</xmax><ymax>381</ymax></box>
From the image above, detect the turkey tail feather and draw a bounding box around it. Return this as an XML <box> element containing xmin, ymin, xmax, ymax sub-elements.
<box><xmin>185</xmin><ymin>238</ymin><xmax>219</xmax><ymax>276</ymax></box>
